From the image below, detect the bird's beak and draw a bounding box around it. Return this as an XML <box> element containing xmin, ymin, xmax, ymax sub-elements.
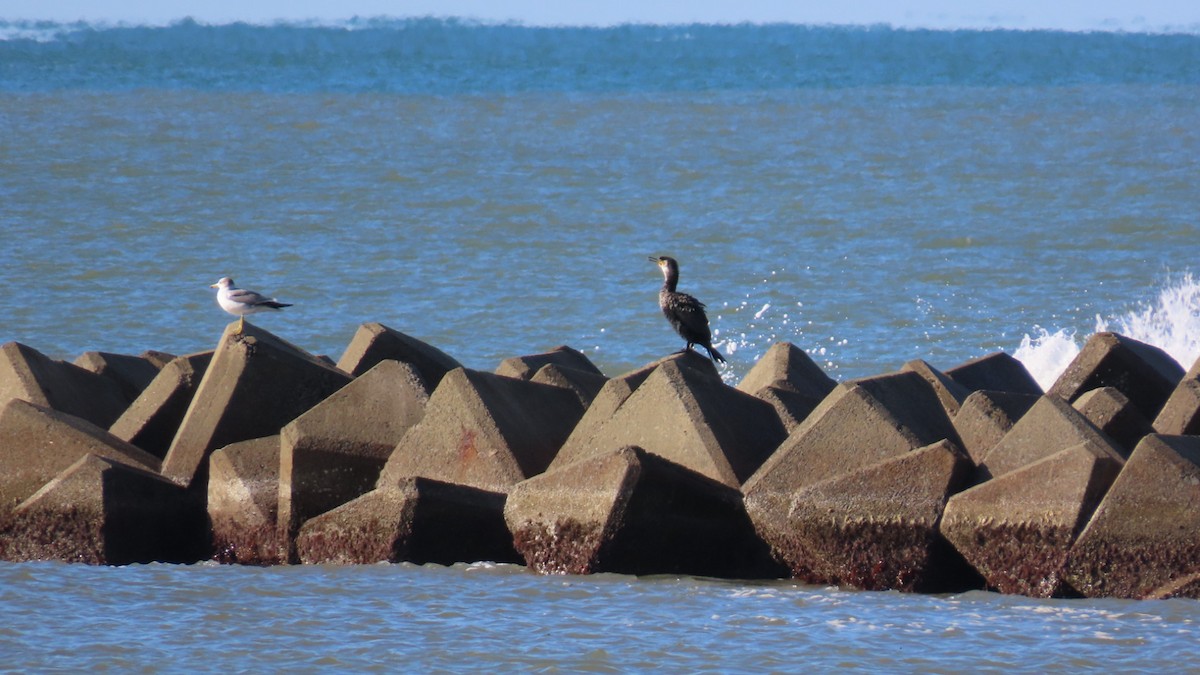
<box><xmin>209</xmin><ymin>284</ymin><xmax>218</xmax><ymax>289</ymax></box>
<box><xmin>648</xmin><ymin>256</ymin><xmax>661</xmax><ymax>263</ymax></box>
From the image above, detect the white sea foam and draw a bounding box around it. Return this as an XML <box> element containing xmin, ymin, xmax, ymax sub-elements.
<box><xmin>1015</xmin><ymin>273</ymin><xmax>1200</xmax><ymax>390</ymax></box>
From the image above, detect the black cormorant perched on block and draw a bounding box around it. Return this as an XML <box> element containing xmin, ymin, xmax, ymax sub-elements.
<box><xmin>649</xmin><ymin>256</ymin><xmax>726</xmax><ymax>363</ymax></box>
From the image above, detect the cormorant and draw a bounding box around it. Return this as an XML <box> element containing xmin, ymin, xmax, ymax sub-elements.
<box><xmin>649</xmin><ymin>256</ymin><xmax>726</xmax><ymax>363</ymax></box>
<box><xmin>210</xmin><ymin>277</ymin><xmax>292</xmax><ymax>332</ymax></box>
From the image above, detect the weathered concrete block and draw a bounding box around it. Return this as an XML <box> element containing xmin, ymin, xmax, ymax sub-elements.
<box><xmin>0</xmin><ymin>399</ymin><xmax>160</xmax><ymax>516</ymax></box>
<box><xmin>208</xmin><ymin>436</ymin><xmax>281</xmax><ymax>566</ymax></box>
<box><xmin>539</xmin><ymin>358</ymin><xmax>785</xmax><ymax>489</ymax></box>
<box><xmin>774</xmin><ymin>440</ymin><xmax>976</xmax><ymax>592</ymax></box>
<box><xmin>901</xmin><ymin>359</ymin><xmax>974</xmax><ymax>417</ymax></box>
<box><xmin>139</xmin><ymin>350</ymin><xmax>177</xmax><ymax>369</ymax></box>
<box><xmin>1153</xmin><ymin>355</ymin><xmax>1200</xmax><ymax>436</ymax></box>
<box><xmin>1147</xmin><ymin>573</ymin><xmax>1200</xmax><ymax>600</ymax></box>
<box><xmin>945</xmin><ymin>351</ymin><xmax>1042</xmax><ymax>395</ymax></box>
<box><xmin>1072</xmin><ymin>387</ymin><xmax>1153</xmax><ymax>454</ymax></box>
<box><xmin>506</xmin><ymin>446</ymin><xmax>783</xmax><ymax>578</ymax></box>
<box><xmin>940</xmin><ymin>442</ymin><xmax>1122</xmax><ymax>597</ymax></box>
<box><xmin>296</xmin><ymin>479</ymin><xmax>518</xmax><ymax>565</ymax></box>
<box><xmin>0</xmin><ymin>454</ymin><xmax>206</xmax><ymax>564</ymax></box>
<box><xmin>377</xmin><ymin>367</ymin><xmax>584</xmax><ymax>493</ymax></box>
<box><xmin>73</xmin><ymin>350</ymin><xmax>164</xmax><ymax>402</ymax></box>
<box><xmin>737</xmin><ymin>343</ymin><xmax>835</xmax><ymax>431</ymax></box>
<box><xmin>109</xmin><ymin>351</ymin><xmax>213</xmax><ymax>459</ymax></box>
<box><xmin>951</xmin><ymin>390</ymin><xmax>1039</xmax><ymax>465</ymax></box>
<box><xmin>278</xmin><ymin>359</ymin><xmax>430</xmax><ymax>562</ymax></box>
<box><xmin>738</xmin><ymin>342</ymin><xmax>836</xmax><ymax>411</ymax></box>
<box><xmin>1048</xmin><ymin>332</ymin><xmax>1184</xmax><ymax>420</ymax></box>
<box><xmin>161</xmin><ymin>323</ymin><xmax>351</xmax><ymax>489</ymax></box>
<box><xmin>531</xmin><ymin>363</ymin><xmax>609</xmax><ymax>409</ymax></box>
<box><xmin>335</xmin><ymin>322</ymin><xmax>461</xmax><ymax>386</ymax></box>
<box><xmin>744</xmin><ymin>370</ymin><xmax>962</xmax><ymax>542</ymax></box>
<box><xmin>496</xmin><ymin>345</ymin><xmax>604</xmax><ymax>381</ymax></box>
<box><xmin>1063</xmin><ymin>434</ymin><xmax>1200</xmax><ymax>599</ymax></box>
<box><xmin>0</xmin><ymin>341</ymin><xmax>130</xmax><ymax>428</ymax></box>
<box><xmin>976</xmin><ymin>396</ymin><xmax>1124</xmax><ymax>481</ymax></box>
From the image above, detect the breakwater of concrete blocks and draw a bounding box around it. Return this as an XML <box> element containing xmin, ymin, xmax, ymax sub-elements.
<box><xmin>1</xmin><ymin>321</ymin><xmax>1199</xmax><ymax>600</ymax></box>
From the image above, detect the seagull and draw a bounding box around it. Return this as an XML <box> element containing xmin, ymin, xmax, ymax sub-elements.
<box><xmin>649</xmin><ymin>256</ymin><xmax>726</xmax><ymax>363</ymax></box>
<box><xmin>210</xmin><ymin>277</ymin><xmax>292</xmax><ymax>333</ymax></box>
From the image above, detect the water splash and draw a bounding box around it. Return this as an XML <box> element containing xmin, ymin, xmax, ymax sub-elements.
<box><xmin>1015</xmin><ymin>272</ymin><xmax>1200</xmax><ymax>391</ymax></box>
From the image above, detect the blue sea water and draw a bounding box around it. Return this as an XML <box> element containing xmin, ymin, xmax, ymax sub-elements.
<box><xmin>1</xmin><ymin>19</ymin><xmax>1200</xmax><ymax>670</ymax></box>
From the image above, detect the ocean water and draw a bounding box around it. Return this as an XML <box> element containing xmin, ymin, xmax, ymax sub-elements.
<box><xmin>2</xmin><ymin>19</ymin><xmax>1200</xmax><ymax>670</ymax></box>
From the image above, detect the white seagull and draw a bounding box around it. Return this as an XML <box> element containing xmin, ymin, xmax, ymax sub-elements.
<box><xmin>210</xmin><ymin>276</ymin><xmax>292</xmax><ymax>332</ymax></box>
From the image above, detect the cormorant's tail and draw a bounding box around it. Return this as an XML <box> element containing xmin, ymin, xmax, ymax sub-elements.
<box><xmin>705</xmin><ymin>344</ymin><xmax>726</xmax><ymax>364</ymax></box>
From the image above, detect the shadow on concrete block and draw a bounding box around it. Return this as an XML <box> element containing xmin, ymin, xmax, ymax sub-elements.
<box><xmin>296</xmin><ymin>479</ymin><xmax>518</xmax><ymax>565</ymax></box>
<box><xmin>209</xmin><ymin>436</ymin><xmax>282</xmax><ymax>566</ymax></box>
<box><xmin>278</xmin><ymin>359</ymin><xmax>430</xmax><ymax>562</ymax></box>
<box><xmin>0</xmin><ymin>399</ymin><xmax>161</xmax><ymax>517</ymax></box>
<box><xmin>772</xmin><ymin>440</ymin><xmax>979</xmax><ymax>592</ymax></box>
<box><xmin>0</xmin><ymin>341</ymin><xmax>130</xmax><ymax>428</ymax></box>
<box><xmin>506</xmin><ymin>446</ymin><xmax>785</xmax><ymax>578</ymax></box>
<box><xmin>940</xmin><ymin>441</ymin><xmax>1122</xmax><ymax>597</ymax></box>
<box><xmin>109</xmin><ymin>351</ymin><xmax>213</xmax><ymax>459</ymax></box>
<box><xmin>744</xmin><ymin>370</ymin><xmax>962</xmax><ymax>548</ymax></box>
<box><xmin>161</xmin><ymin>322</ymin><xmax>352</xmax><ymax>490</ymax></box>
<box><xmin>945</xmin><ymin>351</ymin><xmax>1042</xmax><ymax>396</ymax></box>
<box><xmin>531</xmin><ymin>363</ymin><xmax>609</xmax><ymax>409</ymax></box>
<box><xmin>335</xmin><ymin>322</ymin><xmax>461</xmax><ymax>386</ymax></box>
<box><xmin>1048</xmin><ymin>331</ymin><xmax>1184</xmax><ymax>421</ymax></box>
<box><xmin>0</xmin><ymin>454</ymin><xmax>207</xmax><ymax>564</ymax></box>
<box><xmin>543</xmin><ymin>357</ymin><xmax>785</xmax><ymax>489</ymax></box>
<box><xmin>1063</xmin><ymin>434</ymin><xmax>1200</xmax><ymax>599</ymax></box>
<box><xmin>976</xmin><ymin>395</ymin><xmax>1124</xmax><ymax>482</ymax></box>
<box><xmin>951</xmin><ymin>390</ymin><xmax>1039</xmax><ymax>465</ymax></box>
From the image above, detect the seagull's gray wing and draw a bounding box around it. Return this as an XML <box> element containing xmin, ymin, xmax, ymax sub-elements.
<box><xmin>226</xmin><ymin>288</ymin><xmax>276</xmax><ymax>306</ymax></box>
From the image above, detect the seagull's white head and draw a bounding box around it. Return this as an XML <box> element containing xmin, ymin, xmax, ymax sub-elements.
<box><xmin>211</xmin><ymin>277</ymin><xmax>234</xmax><ymax>290</ymax></box>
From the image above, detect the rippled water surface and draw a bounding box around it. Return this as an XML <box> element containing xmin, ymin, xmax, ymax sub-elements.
<box><xmin>1</xmin><ymin>20</ymin><xmax>1200</xmax><ymax>671</ymax></box>
<box><xmin>4</xmin><ymin>562</ymin><xmax>1200</xmax><ymax>672</ymax></box>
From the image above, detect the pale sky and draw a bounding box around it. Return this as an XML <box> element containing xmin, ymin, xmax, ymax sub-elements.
<box><xmin>2</xmin><ymin>0</ymin><xmax>1200</xmax><ymax>32</ymax></box>
<box><xmin>3</xmin><ymin>0</ymin><xmax>1199</xmax><ymax>32</ymax></box>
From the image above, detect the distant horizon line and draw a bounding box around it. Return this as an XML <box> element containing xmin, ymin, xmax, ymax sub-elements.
<box><xmin>3</xmin><ymin>15</ymin><xmax>1200</xmax><ymax>36</ymax></box>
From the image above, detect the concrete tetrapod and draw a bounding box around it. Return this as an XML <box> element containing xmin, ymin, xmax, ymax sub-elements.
<box><xmin>495</xmin><ymin>345</ymin><xmax>604</xmax><ymax>381</ymax></box>
<box><xmin>1048</xmin><ymin>331</ymin><xmax>1184</xmax><ymax>420</ymax></box>
<box><xmin>950</xmin><ymin>390</ymin><xmax>1039</xmax><ymax>465</ymax></box>
<box><xmin>944</xmin><ymin>351</ymin><xmax>1042</xmax><ymax>396</ymax></box>
<box><xmin>743</xmin><ymin>370</ymin><xmax>962</xmax><ymax>560</ymax></box>
<box><xmin>376</xmin><ymin>367</ymin><xmax>584</xmax><ymax>493</ymax></box>
<box><xmin>335</xmin><ymin>322</ymin><xmax>461</xmax><ymax>386</ymax></box>
<box><xmin>0</xmin><ymin>341</ymin><xmax>130</xmax><ymax>428</ymax></box>
<box><xmin>73</xmin><ymin>350</ymin><xmax>167</xmax><ymax>403</ymax></box>
<box><xmin>1062</xmin><ymin>434</ymin><xmax>1200</xmax><ymax>599</ymax></box>
<box><xmin>975</xmin><ymin>395</ymin><xmax>1124</xmax><ymax>482</ymax></box>
<box><xmin>277</xmin><ymin>359</ymin><xmax>430</xmax><ymax>562</ymax></box>
<box><xmin>776</xmin><ymin>440</ymin><xmax>976</xmax><ymax>592</ymax></box>
<box><xmin>0</xmin><ymin>399</ymin><xmax>161</xmax><ymax>516</ymax></box>
<box><xmin>161</xmin><ymin>322</ymin><xmax>351</xmax><ymax>489</ymax></box>
<box><xmin>737</xmin><ymin>342</ymin><xmax>837</xmax><ymax>431</ymax></box>
<box><xmin>295</xmin><ymin>479</ymin><xmax>518</xmax><ymax>565</ymax></box>
<box><xmin>0</xmin><ymin>454</ymin><xmax>205</xmax><ymax>564</ymax></box>
<box><xmin>1153</xmin><ymin>354</ymin><xmax>1200</xmax><ymax>436</ymax></box>
<box><xmin>208</xmin><ymin>436</ymin><xmax>282</xmax><ymax>565</ymax></box>
<box><xmin>1071</xmin><ymin>387</ymin><xmax>1153</xmax><ymax>454</ymax></box>
<box><xmin>901</xmin><ymin>359</ymin><xmax>974</xmax><ymax>418</ymax></box>
<box><xmin>505</xmin><ymin>445</ymin><xmax>784</xmax><ymax>578</ymax></box>
<box><xmin>539</xmin><ymin>357</ymin><xmax>785</xmax><ymax>489</ymax></box>
<box><xmin>939</xmin><ymin>441</ymin><xmax>1122</xmax><ymax>597</ymax></box>
<box><xmin>109</xmin><ymin>351</ymin><xmax>213</xmax><ymax>459</ymax></box>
